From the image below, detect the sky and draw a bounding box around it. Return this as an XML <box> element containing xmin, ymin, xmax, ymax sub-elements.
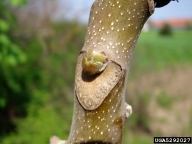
<box><xmin>150</xmin><ymin>0</ymin><xmax>192</xmax><ymax>20</ymax></box>
<box><xmin>62</xmin><ymin>0</ymin><xmax>192</xmax><ymax>23</ymax></box>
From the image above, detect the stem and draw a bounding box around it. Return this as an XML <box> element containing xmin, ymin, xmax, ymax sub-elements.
<box><xmin>50</xmin><ymin>0</ymin><xmax>153</xmax><ymax>143</ymax></box>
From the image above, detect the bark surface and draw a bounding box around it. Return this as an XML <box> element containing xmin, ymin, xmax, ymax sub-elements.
<box><xmin>50</xmin><ymin>0</ymin><xmax>154</xmax><ymax>143</ymax></box>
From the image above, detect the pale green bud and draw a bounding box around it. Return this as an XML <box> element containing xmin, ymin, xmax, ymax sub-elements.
<box><xmin>82</xmin><ymin>49</ymin><xmax>109</xmax><ymax>75</ymax></box>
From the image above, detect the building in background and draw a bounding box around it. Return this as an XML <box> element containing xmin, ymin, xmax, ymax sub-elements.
<box><xmin>148</xmin><ymin>18</ymin><xmax>192</xmax><ymax>30</ymax></box>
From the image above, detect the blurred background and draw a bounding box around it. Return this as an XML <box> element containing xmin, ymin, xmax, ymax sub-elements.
<box><xmin>0</xmin><ymin>0</ymin><xmax>192</xmax><ymax>143</ymax></box>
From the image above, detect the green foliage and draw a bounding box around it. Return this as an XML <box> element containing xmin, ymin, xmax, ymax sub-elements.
<box><xmin>187</xmin><ymin>22</ymin><xmax>192</xmax><ymax>30</ymax></box>
<box><xmin>0</xmin><ymin>1</ymin><xmax>25</xmax><ymax>70</ymax></box>
<box><xmin>0</xmin><ymin>1</ymin><xmax>27</xmax><ymax>68</ymax></box>
<box><xmin>131</xmin><ymin>30</ymin><xmax>192</xmax><ymax>76</ymax></box>
<box><xmin>156</xmin><ymin>92</ymin><xmax>175</xmax><ymax>109</ymax></box>
<box><xmin>159</xmin><ymin>23</ymin><xmax>173</xmax><ymax>36</ymax></box>
<box><xmin>2</xmin><ymin>103</ymin><xmax>71</xmax><ymax>144</ymax></box>
<box><xmin>0</xmin><ymin>0</ymin><xmax>30</xmax><ymax>136</ymax></box>
<box><xmin>0</xmin><ymin>19</ymin><xmax>10</xmax><ymax>32</ymax></box>
<box><xmin>0</xmin><ymin>0</ymin><xmax>76</xmax><ymax>141</ymax></box>
<box><xmin>0</xmin><ymin>4</ymin><xmax>85</xmax><ymax>142</ymax></box>
<box><xmin>8</xmin><ymin>0</ymin><xmax>26</xmax><ymax>6</ymax></box>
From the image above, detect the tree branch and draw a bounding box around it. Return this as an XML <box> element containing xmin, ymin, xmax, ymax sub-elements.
<box><xmin>50</xmin><ymin>0</ymin><xmax>154</xmax><ymax>143</ymax></box>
